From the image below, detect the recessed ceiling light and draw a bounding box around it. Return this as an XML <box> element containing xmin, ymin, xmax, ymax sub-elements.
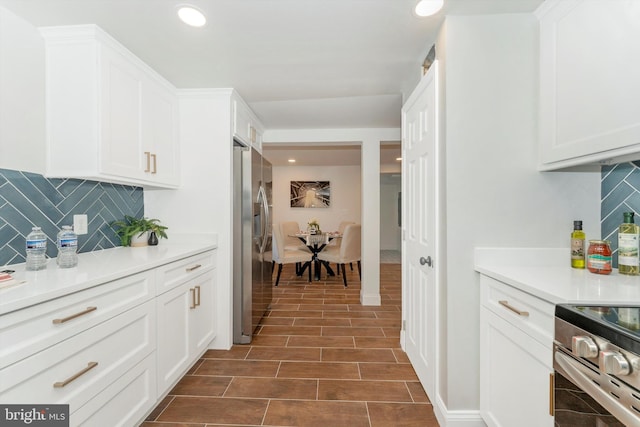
<box><xmin>288</xmin><ymin>159</ymin><xmax>296</xmax><ymax>163</ymax></box>
<box><xmin>414</xmin><ymin>0</ymin><xmax>443</xmax><ymax>17</ymax></box>
<box><xmin>177</xmin><ymin>5</ymin><xmax>207</xmax><ymax>27</ymax></box>
<box><xmin>396</xmin><ymin>157</ymin><xmax>402</xmax><ymax>161</ymax></box>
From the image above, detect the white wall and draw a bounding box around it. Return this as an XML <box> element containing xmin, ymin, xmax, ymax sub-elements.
<box><xmin>434</xmin><ymin>14</ymin><xmax>601</xmax><ymax>417</ymax></box>
<box><xmin>380</xmin><ymin>175</ymin><xmax>401</xmax><ymax>250</ymax></box>
<box><xmin>0</xmin><ymin>6</ymin><xmax>46</xmax><ymax>173</ymax></box>
<box><xmin>144</xmin><ymin>89</ymin><xmax>235</xmax><ymax>349</ymax></box>
<box><xmin>271</xmin><ymin>165</ymin><xmax>361</xmax><ymax>232</ymax></box>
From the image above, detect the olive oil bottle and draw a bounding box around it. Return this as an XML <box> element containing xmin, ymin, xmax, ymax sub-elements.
<box><xmin>618</xmin><ymin>212</ymin><xmax>640</xmax><ymax>275</ymax></box>
<box><xmin>571</xmin><ymin>220</ymin><xmax>585</xmax><ymax>269</ymax></box>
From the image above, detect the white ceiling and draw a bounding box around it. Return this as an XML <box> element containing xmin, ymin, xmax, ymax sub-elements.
<box><xmin>0</xmin><ymin>0</ymin><xmax>543</xmax><ymax>167</ymax></box>
<box><xmin>265</xmin><ymin>143</ymin><xmax>402</xmax><ymax>167</ymax></box>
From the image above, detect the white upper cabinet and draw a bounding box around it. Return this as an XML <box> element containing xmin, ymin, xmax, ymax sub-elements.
<box><xmin>537</xmin><ymin>0</ymin><xmax>640</xmax><ymax>170</ymax></box>
<box><xmin>232</xmin><ymin>93</ymin><xmax>263</xmax><ymax>152</ymax></box>
<box><xmin>41</xmin><ymin>25</ymin><xmax>179</xmax><ymax>188</ymax></box>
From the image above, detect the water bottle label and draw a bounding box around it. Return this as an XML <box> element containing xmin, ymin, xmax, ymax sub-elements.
<box><xmin>26</xmin><ymin>239</ymin><xmax>46</xmax><ymax>249</ymax></box>
<box><xmin>59</xmin><ymin>238</ymin><xmax>78</xmax><ymax>248</ymax></box>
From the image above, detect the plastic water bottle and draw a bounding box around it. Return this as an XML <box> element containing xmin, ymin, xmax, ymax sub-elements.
<box><xmin>56</xmin><ymin>225</ymin><xmax>78</xmax><ymax>268</ymax></box>
<box><xmin>25</xmin><ymin>226</ymin><xmax>47</xmax><ymax>271</ymax></box>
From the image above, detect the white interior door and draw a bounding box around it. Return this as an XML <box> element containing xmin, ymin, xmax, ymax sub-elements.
<box><xmin>401</xmin><ymin>63</ymin><xmax>438</xmax><ymax>400</ymax></box>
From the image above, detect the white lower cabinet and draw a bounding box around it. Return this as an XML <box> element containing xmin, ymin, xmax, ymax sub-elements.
<box><xmin>73</xmin><ymin>354</ymin><xmax>156</xmax><ymax>427</ymax></box>
<box><xmin>156</xmin><ymin>268</ymin><xmax>216</xmax><ymax>394</ymax></box>
<box><xmin>480</xmin><ymin>275</ymin><xmax>554</xmax><ymax>427</ymax></box>
<box><xmin>0</xmin><ymin>248</ymin><xmax>217</xmax><ymax>427</ymax></box>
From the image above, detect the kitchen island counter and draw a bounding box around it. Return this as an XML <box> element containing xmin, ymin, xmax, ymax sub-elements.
<box><xmin>475</xmin><ymin>247</ymin><xmax>640</xmax><ymax>305</ymax></box>
<box><xmin>0</xmin><ymin>234</ymin><xmax>217</xmax><ymax>315</ymax></box>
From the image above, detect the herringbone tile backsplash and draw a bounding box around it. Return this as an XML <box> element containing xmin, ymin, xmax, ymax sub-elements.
<box><xmin>0</xmin><ymin>168</ymin><xmax>143</xmax><ymax>266</ymax></box>
<box><xmin>601</xmin><ymin>161</ymin><xmax>640</xmax><ymax>267</ymax></box>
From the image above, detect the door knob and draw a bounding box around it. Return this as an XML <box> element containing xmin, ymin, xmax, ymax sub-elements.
<box><xmin>419</xmin><ymin>256</ymin><xmax>432</xmax><ymax>267</ymax></box>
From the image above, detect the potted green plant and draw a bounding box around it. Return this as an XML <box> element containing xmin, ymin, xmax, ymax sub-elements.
<box><xmin>111</xmin><ymin>215</ymin><xmax>168</xmax><ymax>247</ymax></box>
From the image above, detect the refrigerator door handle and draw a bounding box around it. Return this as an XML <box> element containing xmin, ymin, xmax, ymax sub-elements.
<box><xmin>257</xmin><ymin>185</ymin><xmax>268</xmax><ymax>254</ymax></box>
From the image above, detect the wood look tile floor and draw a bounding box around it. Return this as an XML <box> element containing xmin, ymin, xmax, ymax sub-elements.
<box><xmin>142</xmin><ymin>263</ymin><xmax>439</xmax><ymax>427</ymax></box>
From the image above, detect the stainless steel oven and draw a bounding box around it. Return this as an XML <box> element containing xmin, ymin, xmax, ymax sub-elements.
<box><xmin>554</xmin><ymin>305</ymin><xmax>640</xmax><ymax>426</ymax></box>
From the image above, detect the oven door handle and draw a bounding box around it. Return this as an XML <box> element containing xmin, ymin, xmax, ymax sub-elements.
<box><xmin>555</xmin><ymin>350</ymin><xmax>638</xmax><ymax>425</ymax></box>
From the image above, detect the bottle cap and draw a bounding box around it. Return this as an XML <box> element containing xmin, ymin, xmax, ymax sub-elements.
<box><xmin>574</xmin><ymin>220</ymin><xmax>582</xmax><ymax>229</ymax></box>
<box><xmin>624</xmin><ymin>212</ymin><xmax>635</xmax><ymax>223</ymax></box>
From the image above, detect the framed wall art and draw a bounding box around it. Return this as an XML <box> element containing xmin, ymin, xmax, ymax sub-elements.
<box><xmin>290</xmin><ymin>181</ymin><xmax>330</xmax><ymax>208</ymax></box>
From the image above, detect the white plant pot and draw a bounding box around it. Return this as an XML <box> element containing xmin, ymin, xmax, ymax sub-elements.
<box><xmin>130</xmin><ymin>231</ymin><xmax>149</xmax><ymax>247</ymax></box>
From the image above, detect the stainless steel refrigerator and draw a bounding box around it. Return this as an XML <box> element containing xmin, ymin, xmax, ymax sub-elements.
<box><xmin>233</xmin><ymin>142</ymin><xmax>272</xmax><ymax>344</ymax></box>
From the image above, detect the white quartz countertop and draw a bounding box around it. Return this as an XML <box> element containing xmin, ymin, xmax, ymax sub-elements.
<box><xmin>0</xmin><ymin>234</ymin><xmax>217</xmax><ymax>315</ymax></box>
<box><xmin>475</xmin><ymin>247</ymin><xmax>640</xmax><ymax>305</ymax></box>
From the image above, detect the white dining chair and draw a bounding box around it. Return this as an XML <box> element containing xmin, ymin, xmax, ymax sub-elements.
<box><xmin>281</xmin><ymin>221</ymin><xmax>310</xmax><ymax>252</ymax></box>
<box><xmin>317</xmin><ymin>224</ymin><xmax>361</xmax><ymax>287</ymax></box>
<box><xmin>272</xmin><ymin>222</ymin><xmax>312</xmax><ymax>286</ymax></box>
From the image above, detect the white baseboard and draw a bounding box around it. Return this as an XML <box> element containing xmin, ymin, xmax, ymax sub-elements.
<box><xmin>434</xmin><ymin>395</ymin><xmax>485</xmax><ymax>427</ymax></box>
<box><xmin>360</xmin><ymin>292</ymin><xmax>381</xmax><ymax>306</ymax></box>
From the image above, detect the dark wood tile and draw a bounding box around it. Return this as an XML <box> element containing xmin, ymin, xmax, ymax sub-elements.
<box><xmin>354</xmin><ymin>337</ymin><xmax>401</xmax><ymax>349</ymax></box>
<box><xmin>287</xmin><ymin>336</ymin><xmax>355</xmax><ymax>348</ymax></box>
<box><xmin>169</xmin><ymin>375</ymin><xmax>232</xmax><ymax>397</ymax></box>
<box><xmin>157</xmin><ymin>396</ymin><xmax>267</xmax><ymax>425</ymax></box>
<box><xmin>264</xmin><ymin>400</ymin><xmax>370</xmax><ymax>427</ymax></box>
<box><xmin>195</xmin><ymin>359</ymin><xmax>279</xmax><ymax>377</ymax></box>
<box><xmin>406</xmin><ymin>381</ymin><xmax>431</xmax><ymax>403</ymax></box>
<box><xmin>278</xmin><ymin>361</ymin><xmax>361</xmax><ymax>379</ymax></box>
<box><xmin>359</xmin><ymin>363</ymin><xmax>419</xmax><ymax>381</ymax></box>
<box><xmin>367</xmin><ymin>402</ymin><xmax>438</xmax><ymax>427</ymax></box>
<box><xmin>258</xmin><ymin>325</ymin><xmax>322</xmax><ymax>336</ymax></box>
<box><xmin>249</xmin><ymin>335</ymin><xmax>289</xmax><ymax>347</ymax></box>
<box><xmin>318</xmin><ymin>379</ymin><xmax>413</xmax><ymax>402</ymax></box>
<box><xmin>201</xmin><ymin>346</ymin><xmax>250</xmax><ymax>360</ymax></box>
<box><xmin>322</xmin><ymin>326</ymin><xmax>386</xmax><ymax>337</ymax></box>
<box><xmin>246</xmin><ymin>346</ymin><xmax>321</xmax><ymax>361</ymax></box>
<box><xmin>322</xmin><ymin>348</ymin><xmax>397</xmax><ymax>363</ymax></box>
<box><xmin>225</xmin><ymin>377</ymin><xmax>318</xmax><ymax>399</ymax></box>
<box><xmin>293</xmin><ymin>317</ymin><xmax>351</xmax><ymax>327</ymax></box>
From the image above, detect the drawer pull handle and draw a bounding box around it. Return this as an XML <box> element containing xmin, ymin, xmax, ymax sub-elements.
<box><xmin>53</xmin><ymin>306</ymin><xmax>97</xmax><ymax>324</ymax></box>
<box><xmin>144</xmin><ymin>151</ymin><xmax>151</xmax><ymax>172</ymax></box>
<box><xmin>190</xmin><ymin>288</ymin><xmax>196</xmax><ymax>309</ymax></box>
<box><xmin>53</xmin><ymin>362</ymin><xmax>98</xmax><ymax>388</ymax></box>
<box><xmin>186</xmin><ymin>264</ymin><xmax>202</xmax><ymax>272</ymax></box>
<box><xmin>195</xmin><ymin>285</ymin><xmax>201</xmax><ymax>307</ymax></box>
<box><xmin>498</xmin><ymin>300</ymin><xmax>529</xmax><ymax>317</ymax></box>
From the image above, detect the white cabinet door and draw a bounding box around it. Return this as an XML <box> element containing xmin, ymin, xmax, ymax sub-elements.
<box><xmin>41</xmin><ymin>25</ymin><xmax>179</xmax><ymax>188</ymax></box>
<box><xmin>156</xmin><ymin>268</ymin><xmax>216</xmax><ymax>395</ymax></box>
<box><xmin>100</xmin><ymin>46</ymin><xmax>145</xmax><ymax>181</ymax></box>
<box><xmin>141</xmin><ymin>77</ymin><xmax>179</xmax><ymax>186</ymax></box>
<box><xmin>538</xmin><ymin>0</ymin><xmax>640</xmax><ymax>169</ymax></box>
<box><xmin>190</xmin><ymin>269</ymin><xmax>216</xmax><ymax>355</ymax></box>
<box><xmin>480</xmin><ymin>308</ymin><xmax>554</xmax><ymax>427</ymax></box>
<box><xmin>156</xmin><ymin>281</ymin><xmax>191</xmax><ymax>394</ymax></box>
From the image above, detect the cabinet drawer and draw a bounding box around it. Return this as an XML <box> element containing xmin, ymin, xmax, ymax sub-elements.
<box><xmin>0</xmin><ymin>271</ymin><xmax>154</xmax><ymax>368</ymax></box>
<box><xmin>480</xmin><ymin>275</ymin><xmax>554</xmax><ymax>347</ymax></box>
<box><xmin>73</xmin><ymin>353</ymin><xmax>156</xmax><ymax>427</ymax></box>
<box><xmin>0</xmin><ymin>300</ymin><xmax>156</xmax><ymax>413</ymax></box>
<box><xmin>156</xmin><ymin>251</ymin><xmax>216</xmax><ymax>294</ymax></box>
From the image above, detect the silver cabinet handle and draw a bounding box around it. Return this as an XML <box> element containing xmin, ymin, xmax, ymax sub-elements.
<box><xmin>186</xmin><ymin>264</ymin><xmax>202</xmax><ymax>272</ymax></box>
<box><xmin>498</xmin><ymin>300</ymin><xmax>529</xmax><ymax>317</ymax></box>
<box><xmin>52</xmin><ymin>306</ymin><xmax>97</xmax><ymax>324</ymax></box>
<box><xmin>53</xmin><ymin>362</ymin><xmax>98</xmax><ymax>388</ymax></box>
<box><xmin>195</xmin><ymin>285</ymin><xmax>201</xmax><ymax>307</ymax></box>
<box><xmin>151</xmin><ymin>153</ymin><xmax>157</xmax><ymax>174</ymax></box>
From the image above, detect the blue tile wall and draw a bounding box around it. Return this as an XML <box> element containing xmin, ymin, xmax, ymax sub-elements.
<box><xmin>601</xmin><ymin>161</ymin><xmax>640</xmax><ymax>267</ymax></box>
<box><xmin>0</xmin><ymin>168</ymin><xmax>143</xmax><ymax>266</ymax></box>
